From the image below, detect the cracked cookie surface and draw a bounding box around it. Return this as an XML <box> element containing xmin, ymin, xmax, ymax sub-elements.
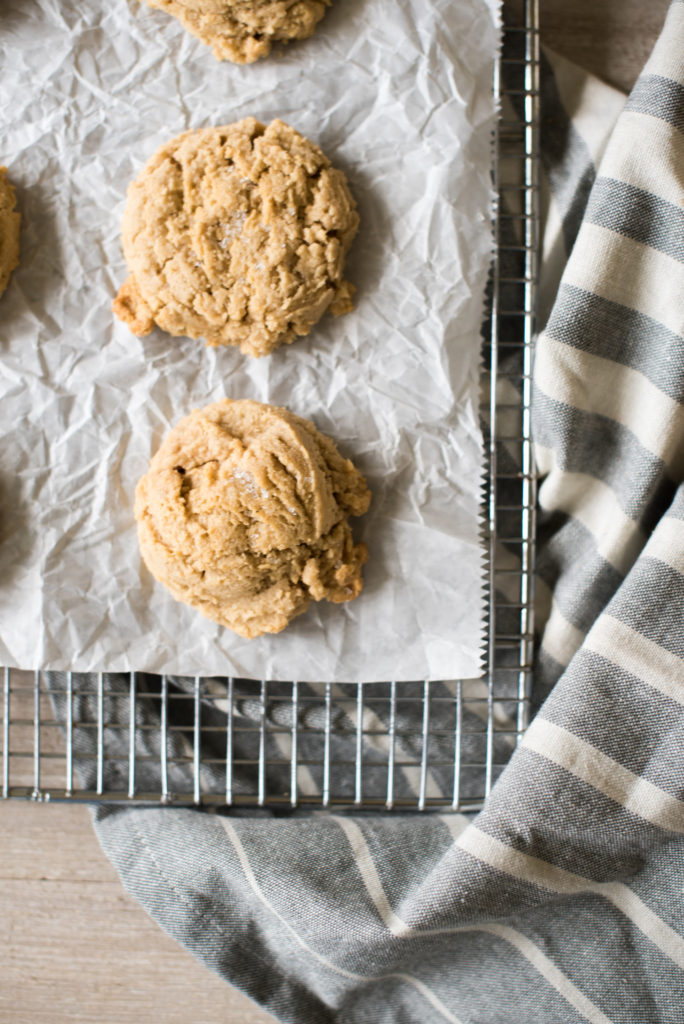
<box><xmin>0</xmin><ymin>168</ymin><xmax>20</xmax><ymax>299</ymax></box>
<box><xmin>113</xmin><ymin>118</ymin><xmax>358</xmax><ymax>357</ymax></box>
<box><xmin>135</xmin><ymin>398</ymin><xmax>371</xmax><ymax>638</ymax></box>
<box><xmin>142</xmin><ymin>0</ymin><xmax>329</xmax><ymax>63</ymax></box>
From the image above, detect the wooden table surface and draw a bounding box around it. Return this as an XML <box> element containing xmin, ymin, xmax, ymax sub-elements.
<box><xmin>0</xmin><ymin>2</ymin><xmax>672</xmax><ymax>1022</ymax></box>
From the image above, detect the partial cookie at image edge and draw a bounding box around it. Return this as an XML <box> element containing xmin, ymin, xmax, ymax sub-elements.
<box><xmin>141</xmin><ymin>0</ymin><xmax>330</xmax><ymax>64</ymax></box>
<box><xmin>0</xmin><ymin>167</ymin><xmax>21</xmax><ymax>299</ymax></box>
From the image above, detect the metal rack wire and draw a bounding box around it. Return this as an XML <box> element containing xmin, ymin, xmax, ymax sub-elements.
<box><xmin>1</xmin><ymin>1</ymin><xmax>540</xmax><ymax>813</ymax></box>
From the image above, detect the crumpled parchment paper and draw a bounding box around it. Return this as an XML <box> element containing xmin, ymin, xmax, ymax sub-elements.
<box><xmin>0</xmin><ymin>0</ymin><xmax>499</xmax><ymax>681</ymax></box>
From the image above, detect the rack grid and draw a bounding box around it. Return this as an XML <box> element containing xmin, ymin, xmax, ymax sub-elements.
<box><xmin>1</xmin><ymin>1</ymin><xmax>540</xmax><ymax>813</ymax></box>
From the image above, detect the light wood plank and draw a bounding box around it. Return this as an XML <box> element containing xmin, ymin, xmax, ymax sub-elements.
<box><xmin>541</xmin><ymin>0</ymin><xmax>671</xmax><ymax>93</ymax></box>
<box><xmin>0</xmin><ymin>803</ymin><xmax>277</xmax><ymax>1024</ymax></box>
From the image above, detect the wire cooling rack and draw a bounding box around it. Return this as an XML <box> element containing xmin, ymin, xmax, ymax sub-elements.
<box><xmin>1</xmin><ymin>2</ymin><xmax>539</xmax><ymax>813</ymax></box>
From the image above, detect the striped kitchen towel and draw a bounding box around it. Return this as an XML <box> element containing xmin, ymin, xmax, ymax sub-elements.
<box><xmin>86</xmin><ymin>3</ymin><xmax>684</xmax><ymax>1021</ymax></box>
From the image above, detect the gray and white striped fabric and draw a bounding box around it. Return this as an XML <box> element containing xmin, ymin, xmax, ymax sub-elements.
<box><xmin>89</xmin><ymin>5</ymin><xmax>684</xmax><ymax>1021</ymax></box>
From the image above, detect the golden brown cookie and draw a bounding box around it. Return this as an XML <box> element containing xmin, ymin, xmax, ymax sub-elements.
<box><xmin>142</xmin><ymin>0</ymin><xmax>329</xmax><ymax>63</ymax></box>
<box><xmin>135</xmin><ymin>398</ymin><xmax>371</xmax><ymax>637</ymax></box>
<box><xmin>113</xmin><ymin>118</ymin><xmax>358</xmax><ymax>357</ymax></box>
<box><xmin>0</xmin><ymin>168</ymin><xmax>20</xmax><ymax>299</ymax></box>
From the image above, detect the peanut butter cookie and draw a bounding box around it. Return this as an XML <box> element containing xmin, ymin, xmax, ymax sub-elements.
<box><xmin>142</xmin><ymin>0</ymin><xmax>329</xmax><ymax>63</ymax></box>
<box><xmin>0</xmin><ymin>168</ymin><xmax>20</xmax><ymax>299</ymax></box>
<box><xmin>113</xmin><ymin>118</ymin><xmax>358</xmax><ymax>357</ymax></box>
<box><xmin>135</xmin><ymin>398</ymin><xmax>371</xmax><ymax>638</ymax></box>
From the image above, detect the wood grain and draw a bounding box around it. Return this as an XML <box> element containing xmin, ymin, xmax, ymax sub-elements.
<box><xmin>0</xmin><ymin>3</ymin><xmax>671</xmax><ymax>1022</ymax></box>
<box><xmin>541</xmin><ymin>0</ymin><xmax>671</xmax><ymax>93</ymax></box>
<box><xmin>0</xmin><ymin>802</ymin><xmax>277</xmax><ymax>1024</ymax></box>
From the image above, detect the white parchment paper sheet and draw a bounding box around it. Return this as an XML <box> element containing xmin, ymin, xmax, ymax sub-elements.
<box><xmin>0</xmin><ymin>0</ymin><xmax>498</xmax><ymax>680</ymax></box>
